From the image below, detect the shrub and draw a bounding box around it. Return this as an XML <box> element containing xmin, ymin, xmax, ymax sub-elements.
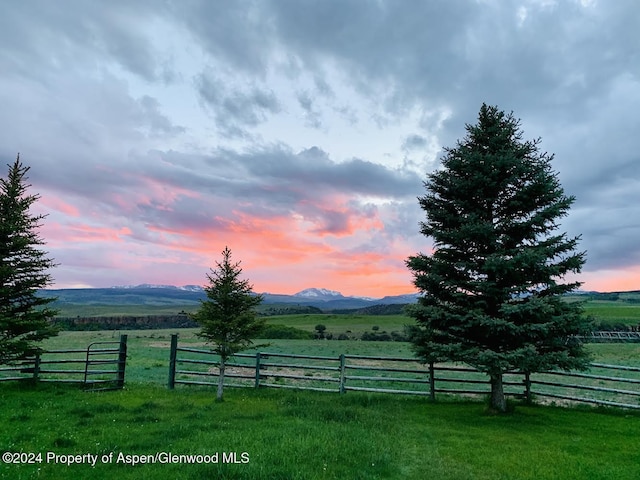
<box><xmin>256</xmin><ymin>324</ymin><xmax>313</xmax><ymax>339</ymax></box>
<box><xmin>315</xmin><ymin>324</ymin><xmax>327</xmax><ymax>339</ymax></box>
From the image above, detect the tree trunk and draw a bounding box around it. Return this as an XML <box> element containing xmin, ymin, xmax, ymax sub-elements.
<box><xmin>216</xmin><ymin>358</ymin><xmax>226</xmax><ymax>402</ymax></box>
<box><xmin>489</xmin><ymin>373</ymin><xmax>506</xmax><ymax>412</ymax></box>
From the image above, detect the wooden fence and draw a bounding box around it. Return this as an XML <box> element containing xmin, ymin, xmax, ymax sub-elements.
<box><xmin>527</xmin><ymin>363</ymin><xmax>640</xmax><ymax>409</ymax></box>
<box><xmin>0</xmin><ymin>335</ymin><xmax>128</xmax><ymax>391</ymax></box>
<box><xmin>167</xmin><ymin>334</ymin><xmax>640</xmax><ymax>409</ymax></box>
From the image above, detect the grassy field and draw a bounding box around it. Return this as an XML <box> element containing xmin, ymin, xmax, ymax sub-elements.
<box><xmin>262</xmin><ymin>313</ymin><xmax>410</xmax><ymax>336</ymax></box>
<box><xmin>3</xmin><ymin>323</ymin><xmax>640</xmax><ymax>479</ymax></box>
<box><xmin>53</xmin><ymin>304</ymin><xmax>197</xmax><ymax>317</ymax></box>
<box><xmin>52</xmin><ymin>293</ymin><xmax>640</xmax><ymax>330</ymax></box>
<box><xmin>37</xmin><ymin>329</ymin><xmax>415</xmax><ymax>384</ymax></box>
<box><xmin>25</xmin><ymin>328</ymin><xmax>640</xmax><ymax>393</ymax></box>
<box><xmin>565</xmin><ymin>292</ymin><xmax>640</xmax><ymax>328</ymax></box>
<box><xmin>2</xmin><ymin>382</ymin><xmax>640</xmax><ymax>480</ymax></box>
<box><xmin>582</xmin><ymin>301</ymin><xmax>640</xmax><ymax>327</ymax></box>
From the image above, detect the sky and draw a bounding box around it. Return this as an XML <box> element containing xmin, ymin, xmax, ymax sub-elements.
<box><xmin>1</xmin><ymin>0</ymin><xmax>639</xmax><ymax>297</ymax></box>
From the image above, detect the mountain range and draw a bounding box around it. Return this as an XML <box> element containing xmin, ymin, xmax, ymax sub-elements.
<box><xmin>41</xmin><ymin>285</ymin><xmax>640</xmax><ymax>317</ymax></box>
<box><xmin>43</xmin><ymin>285</ymin><xmax>420</xmax><ymax>311</ymax></box>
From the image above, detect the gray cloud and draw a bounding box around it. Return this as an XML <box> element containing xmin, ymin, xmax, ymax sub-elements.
<box><xmin>103</xmin><ymin>146</ymin><xmax>423</xmax><ymax>241</ymax></box>
<box><xmin>31</xmin><ymin>142</ymin><xmax>421</xmax><ymax>247</ymax></box>
<box><xmin>1</xmin><ymin>0</ymin><xmax>639</xmax><ymax>290</ymax></box>
<box><xmin>0</xmin><ymin>71</ymin><xmax>184</xmax><ymax>201</ymax></box>
<box><xmin>139</xmin><ymin>96</ymin><xmax>187</xmax><ymax>137</ymax></box>
<box><xmin>196</xmin><ymin>72</ymin><xmax>281</xmax><ymax>137</ymax></box>
<box><xmin>0</xmin><ymin>0</ymin><xmax>168</xmax><ymax>82</ymax></box>
<box><xmin>240</xmin><ymin>146</ymin><xmax>421</xmax><ymax>198</ymax></box>
<box><xmin>297</xmin><ymin>91</ymin><xmax>323</xmax><ymax>129</ymax></box>
<box><xmin>168</xmin><ymin>0</ymin><xmax>274</xmax><ymax>75</ymax></box>
<box><xmin>402</xmin><ymin>134</ymin><xmax>428</xmax><ymax>152</ymax></box>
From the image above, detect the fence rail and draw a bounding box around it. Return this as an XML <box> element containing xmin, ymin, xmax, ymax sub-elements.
<box><xmin>527</xmin><ymin>363</ymin><xmax>640</xmax><ymax>409</ymax></box>
<box><xmin>167</xmin><ymin>334</ymin><xmax>640</xmax><ymax>409</ymax></box>
<box><xmin>0</xmin><ymin>335</ymin><xmax>127</xmax><ymax>391</ymax></box>
<box><xmin>579</xmin><ymin>331</ymin><xmax>640</xmax><ymax>342</ymax></box>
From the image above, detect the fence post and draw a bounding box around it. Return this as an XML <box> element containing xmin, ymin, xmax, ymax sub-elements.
<box><xmin>339</xmin><ymin>354</ymin><xmax>346</xmax><ymax>394</ymax></box>
<box><xmin>168</xmin><ymin>334</ymin><xmax>178</xmax><ymax>389</ymax></box>
<box><xmin>524</xmin><ymin>371</ymin><xmax>531</xmax><ymax>404</ymax></box>
<box><xmin>254</xmin><ymin>352</ymin><xmax>261</xmax><ymax>388</ymax></box>
<box><xmin>116</xmin><ymin>334</ymin><xmax>127</xmax><ymax>388</ymax></box>
<box><xmin>429</xmin><ymin>362</ymin><xmax>436</xmax><ymax>401</ymax></box>
<box><xmin>33</xmin><ymin>352</ymin><xmax>41</xmax><ymax>382</ymax></box>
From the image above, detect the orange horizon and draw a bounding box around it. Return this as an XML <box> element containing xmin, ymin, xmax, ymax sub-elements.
<box><xmin>48</xmin><ymin>273</ymin><xmax>638</xmax><ymax>297</ymax></box>
<box><xmin>36</xmin><ymin>190</ymin><xmax>639</xmax><ymax>298</ymax></box>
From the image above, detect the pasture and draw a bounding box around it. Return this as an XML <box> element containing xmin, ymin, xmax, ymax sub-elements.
<box><xmin>52</xmin><ymin>292</ymin><xmax>640</xmax><ymax>330</ymax></box>
<box><xmin>584</xmin><ymin>301</ymin><xmax>640</xmax><ymax>328</ymax></box>
<box><xmin>31</xmin><ymin>320</ymin><xmax>640</xmax><ymax>386</ymax></box>
<box><xmin>257</xmin><ymin>313</ymin><xmax>410</xmax><ymax>336</ymax></box>
<box><xmin>3</xmin><ymin>312</ymin><xmax>640</xmax><ymax>479</ymax></box>
<box><xmin>2</xmin><ymin>382</ymin><xmax>640</xmax><ymax>480</ymax></box>
<box><xmin>36</xmin><ymin>329</ymin><xmax>415</xmax><ymax>385</ymax></box>
<box><xmin>569</xmin><ymin>291</ymin><xmax>640</xmax><ymax>328</ymax></box>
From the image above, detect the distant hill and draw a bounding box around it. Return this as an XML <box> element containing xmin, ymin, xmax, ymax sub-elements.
<box><xmin>44</xmin><ymin>285</ymin><xmax>638</xmax><ymax>318</ymax></box>
<box><xmin>44</xmin><ymin>287</ymin><xmax>205</xmax><ymax>307</ymax></box>
<box><xmin>41</xmin><ymin>285</ymin><xmax>420</xmax><ymax>316</ymax></box>
<box><xmin>329</xmin><ymin>304</ymin><xmax>409</xmax><ymax>315</ymax></box>
<box><xmin>580</xmin><ymin>291</ymin><xmax>640</xmax><ymax>303</ymax></box>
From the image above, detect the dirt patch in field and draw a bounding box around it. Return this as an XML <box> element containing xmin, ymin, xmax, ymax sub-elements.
<box><xmin>149</xmin><ymin>341</ymin><xmax>209</xmax><ymax>348</ymax></box>
<box><xmin>207</xmin><ymin>365</ymin><xmax>254</xmax><ymax>375</ymax></box>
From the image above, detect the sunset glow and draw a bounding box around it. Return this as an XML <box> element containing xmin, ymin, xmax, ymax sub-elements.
<box><xmin>3</xmin><ymin>2</ymin><xmax>638</xmax><ymax>296</ymax></box>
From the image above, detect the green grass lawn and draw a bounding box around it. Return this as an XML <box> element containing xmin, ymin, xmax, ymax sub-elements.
<box><xmin>4</xmin><ymin>328</ymin><xmax>640</xmax><ymax>479</ymax></box>
<box><xmin>2</xmin><ymin>382</ymin><xmax>640</xmax><ymax>480</ymax></box>
<box><xmin>587</xmin><ymin>343</ymin><xmax>640</xmax><ymax>366</ymax></box>
<box><xmin>262</xmin><ymin>313</ymin><xmax>410</xmax><ymax>335</ymax></box>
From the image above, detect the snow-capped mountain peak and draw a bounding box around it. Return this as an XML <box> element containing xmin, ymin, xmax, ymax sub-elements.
<box><xmin>293</xmin><ymin>288</ymin><xmax>344</xmax><ymax>299</ymax></box>
<box><xmin>179</xmin><ymin>285</ymin><xmax>205</xmax><ymax>292</ymax></box>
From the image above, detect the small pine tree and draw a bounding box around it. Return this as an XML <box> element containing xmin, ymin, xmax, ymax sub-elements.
<box><xmin>191</xmin><ymin>247</ymin><xmax>264</xmax><ymax>401</ymax></box>
<box><xmin>0</xmin><ymin>155</ymin><xmax>58</xmax><ymax>365</ymax></box>
<box><xmin>406</xmin><ymin>105</ymin><xmax>591</xmax><ymax>412</ymax></box>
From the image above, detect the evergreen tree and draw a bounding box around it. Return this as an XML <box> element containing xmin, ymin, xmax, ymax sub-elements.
<box><xmin>406</xmin><ymin>104</ymin><xmax>590</xmax><ymax>412</ymax></box>
<box><xmin>0</xmin><ymin>155</ymin><xmax>58</xmax><ymax>365</ymax></box>
<box><xmin>191</xmin><ymin>247</ymin><xmax>264</xmax><ymax>401</ymax></box>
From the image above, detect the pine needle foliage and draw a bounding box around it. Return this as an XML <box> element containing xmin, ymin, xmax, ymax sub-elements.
<box><xmin>191</xmin><ymin>247</ymin><xmax>264</xmax><ymax>400</ymax></box>
<box><xmin>0</xmin><ymin>155</ymin><xmax>58</xmax><ymax>365</ymax></box>
<box><xmin>406</xmin><ymin>105</ymin><xmax>591</xmax><ymax>412</ymax></box>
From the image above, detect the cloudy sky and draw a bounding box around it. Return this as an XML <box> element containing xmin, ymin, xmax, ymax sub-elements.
<box><xmin>1</xmin><ymin>0</ymin><xmax>639</xmax><ymax>296</ymax></box>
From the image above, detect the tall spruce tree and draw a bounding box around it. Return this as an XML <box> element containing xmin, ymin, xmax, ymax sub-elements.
<box><xmin>1</xmin><ymin>155</ymin><xmax>58</xmax><ymax>365</ymax></box>
<box><xmin>406</xmin><ymin>104</ymin><xmax>590</xmax><ymax>412</ymax></box>
<box><xmin>191</xmin><ymin>247</ymin><xmax>264</xmax><ymax>401</ymax></box>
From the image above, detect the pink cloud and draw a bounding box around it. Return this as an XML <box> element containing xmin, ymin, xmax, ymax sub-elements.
<box><xmin>129</xmin><ymin>206</ymin><xmax>415</xmax><ymax>296</ymax></box>
<box><xmin>43</xmin><ymin>222</ymin><xmax>132</xmax><ymax>245</ymax></box>
<box><xmin>297</xmin><ymin>196</ymin><xmax>385</xmax><ymax>237</ymax></box>
<box><xmin>38</xmin><ymin>196</ymin><xmax>81</xmax><ymax>217</ymax></box>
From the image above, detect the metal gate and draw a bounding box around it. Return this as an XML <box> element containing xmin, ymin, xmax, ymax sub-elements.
<box><xmin>83</xmin><ymin>334</ymin><xmax>127</xmax><ymax>391</ymax></box>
